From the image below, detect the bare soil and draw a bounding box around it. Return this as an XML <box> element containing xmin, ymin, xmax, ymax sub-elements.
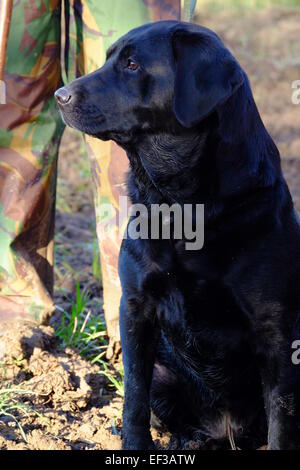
<box><xmin>0</xmin><ymin>321</ymin><xmax>122</xmax><ymax>450</ymax></box>
<box><xmin>0</xmin><ymin>6</ymin><xmax>299</xmax><ymax>450</ymax></box>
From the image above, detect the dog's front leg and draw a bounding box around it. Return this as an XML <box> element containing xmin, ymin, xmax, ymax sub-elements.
<box><xmin>260</xmin><ymin>349</ymin><xmax>300</xmax><ymax>449</ymax></box>
<box><xmin>120</xmin><ymin>295</ymin><xmax>158</xmax><ymax>450</ymax></box>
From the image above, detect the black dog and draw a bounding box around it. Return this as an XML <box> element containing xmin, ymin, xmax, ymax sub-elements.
<box><xmin>55</xmin><ymin>21</ymin><xmax>300</xmax><ymax>450</ymax></box>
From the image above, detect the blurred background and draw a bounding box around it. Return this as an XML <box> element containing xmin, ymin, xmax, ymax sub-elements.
<box><xmin>54</xmin><ymin>0</ymin><xmax>300</xmax><ymax>325</ymax></box>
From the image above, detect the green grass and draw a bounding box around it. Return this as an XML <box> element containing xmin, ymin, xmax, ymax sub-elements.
<box><xmin>97</xmin><ymin>363</ymin><xmax>124</xmax><ymax>398</ymax></box>
<box><xmin>55</xmin><ymin>283</ymin><xmax>124</xmax><ymax>398</ymax></box>
<box><xmin>196</xmin><ymin>0</ymin><xmax>300</xmax><ymax>11</ymax></box>
<box><xmin>55</xmin><ymin>282</ymin><xmax>107</xmax><ymax>360</ymax></box>
<box><xmin>0</xmin><ymin>387</ymin><xmax>45</xmax><ymax>442</ymax></box>
<box><xmin>55</xmin><ymin>281</ymin><xmax>124</xmax><ymax>399</ymax></box>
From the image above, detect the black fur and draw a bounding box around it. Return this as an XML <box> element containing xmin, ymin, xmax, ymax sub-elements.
<box><xmin>55</xmin><ymin>21</ymin><xmax>300</xmax><ymax>450</ymax></box>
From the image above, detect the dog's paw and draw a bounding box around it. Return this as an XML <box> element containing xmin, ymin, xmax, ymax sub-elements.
<box><xmin>122</xmin><ymin>432</ymin><xmax>156</xmax><ymax>450</ymax></box>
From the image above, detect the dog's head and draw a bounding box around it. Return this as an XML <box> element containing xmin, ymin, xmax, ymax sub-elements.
<box><xmin>55</xmin><ymin>21</ymin><xmax>244</xmax><ymax>144</ymax></box>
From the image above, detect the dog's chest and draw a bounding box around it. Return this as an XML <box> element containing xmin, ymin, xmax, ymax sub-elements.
<box><xmin>150</xmin><ymin>242</ymin><xmax>246</xmax><ymax>331</ymax></box>
<box><xmin>171</xmin><ymin>246</ymin><xmax>240</xmax><ymax>322</ymax></box>
<box><xmin>155</xmin><ymin>249</ymin><xmax>252</xmax><ymax>385</ymax></box>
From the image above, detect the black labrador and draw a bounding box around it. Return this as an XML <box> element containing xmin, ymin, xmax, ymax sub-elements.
<box><xmin>55</xmin><ymin>21</ymin><xmax>300</xmax><ymax>450</ymax></box>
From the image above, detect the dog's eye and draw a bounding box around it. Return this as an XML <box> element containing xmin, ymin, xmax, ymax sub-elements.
<box><xmin>125</xmin><ymin>59</ymin><xmax>139</xmax><ymax>71</ymax></box>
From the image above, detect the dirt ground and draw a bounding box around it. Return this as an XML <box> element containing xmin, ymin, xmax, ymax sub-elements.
<box><xmin>0</xmin><ymin>6</ymin><xmax>300</xmax><ymax>450</ymax></box>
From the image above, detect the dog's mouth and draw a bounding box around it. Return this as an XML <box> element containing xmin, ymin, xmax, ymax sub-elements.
<box><xmin>56</xmin><ymin>101</ymin><xmax>107</xmax><ymax>137</ymax></box>
<box><xmin>56</xmin><ymin>105</ymin><xmax>74</xmax><ymax>128</ymax></box>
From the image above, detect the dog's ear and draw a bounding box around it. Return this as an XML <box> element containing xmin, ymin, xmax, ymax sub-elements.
<box><xmin>172</xmin><ymin>28</ymin><xmax>244</xmax><ymax>128</ymax></box>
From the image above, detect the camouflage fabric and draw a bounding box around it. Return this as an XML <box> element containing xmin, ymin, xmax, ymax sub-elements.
<box><xmin>0</xmin><ymin>0</ymin><xmax>63</xmax><ymax>323</ymax></box>
<box><xmin>0</xmin><ymin>1</ymin><xmax>195</xmax><ymax>347</ymax></box>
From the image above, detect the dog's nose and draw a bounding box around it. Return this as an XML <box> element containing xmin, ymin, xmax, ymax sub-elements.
<box><xmin>55</xmin><ymin>87</ymin><xmax>72</xmax><ymax>105</ymax></box>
